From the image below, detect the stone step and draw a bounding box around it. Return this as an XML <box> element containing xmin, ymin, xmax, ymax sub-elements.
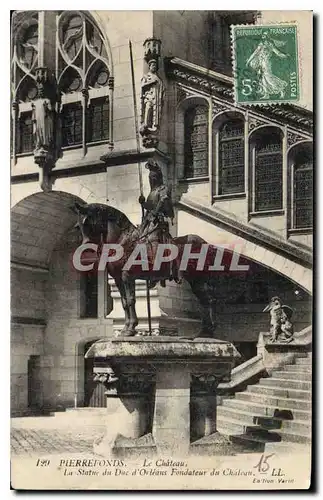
<box><xmin>258</xmin><ymin>378</ymin><xmax>311</xmax><ymax>391</ymax></box>
<box><xmin>217</xmin><ymin>407</ymin><xmax>311</xmax><ymax>434</ymax></box>
<box><xmin>295</xmin><ymin>357</ymin><xmax>312</xmax><ymax>365</ymax></box>
<box><xmin>272</xmin><ymin>370</ymin><xmax>312</xmax><ymax>381</ymax></box>
<box><xmin>284</xmin><ymin>365</ymin><xmax>312</xmax><ymax>373</ymax></box>
<box><xmin>217</xmin><ymin>417</ymin><xmax>311</xmax><ymax>444</ymax></box>
<box><xmin>247</xmin><ymin>384</ymin><xmax>311</xmax><ymax>400</ymax></box>
<box><xmin>221</xmin><ymin>398</ymin><xmax>311</xmax><ymax>421</ymax></box>
<box><xmin>225</xmin><ymin>429</ymin><xmax>311</xmax><ymax>451</ymax></box>
<box><xmin>53</xmin><ymin>408</ymin><xmax>108</xmax><ymax>418</ymax></box>
<box><xmin>235</xmin><ymin>391</ymin><xmax>312</xmax><ymax>410</ymax></box>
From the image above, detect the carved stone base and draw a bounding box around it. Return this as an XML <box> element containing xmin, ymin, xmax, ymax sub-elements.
<box><xmin>85</xmin><ymin>336</ymin><xmax>240</xmax><ymax>457</ymax></box>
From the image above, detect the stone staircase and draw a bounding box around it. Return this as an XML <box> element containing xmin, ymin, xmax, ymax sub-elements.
<box><xmin>216</xmin><ymin>351</ymin><xmax>312</xmax><ymax>451</ymax></box>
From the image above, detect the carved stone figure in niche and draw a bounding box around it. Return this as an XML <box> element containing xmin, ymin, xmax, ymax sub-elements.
<box><xmin>140</xmin><ymin>39</ymin><xmax>165</xmax><ymax>148</ymax></box>
<box><xmin>263</xmin><ymin>296</ymin><xmax>294</xmax><ymax>343</ymax></box>
<box><xmin>31</xmin><ymin>67</ymin><xmax>61</xmax><ymax>191</ymax></box>
<box><xmin>32</xmin><ymin>88</ymin><xmax>54</xmax><ymax>154</ymax></box>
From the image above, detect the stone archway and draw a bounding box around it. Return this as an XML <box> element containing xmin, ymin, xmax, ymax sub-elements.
<box><xmin>11</xmin><ymin>190</ymin><xmax>85</xmax><ymax>268</ymax></box>
<box><xmin>11</xmin><ymin>190</ymin><xmax>86</xmax><ymax>415</ymax></box>
<box><xmin>177</xmin><ymin>208</ymin><xmax>312</xmax><ymax>293</ymax></box>
<box><xmin>167</xmin><ymin>207</ymin><xmax>313</xmax><ymax>350</ymax></box>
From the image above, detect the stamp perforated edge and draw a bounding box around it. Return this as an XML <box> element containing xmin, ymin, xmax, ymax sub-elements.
<box><xmin>230</xmin><ymin>22</ymin><xmax>301</xmax><ymax>107</ymax></box>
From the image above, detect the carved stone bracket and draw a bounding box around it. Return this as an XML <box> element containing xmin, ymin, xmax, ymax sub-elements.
<box><xmin>287</xmin><ymin>130</ymin><xmax>308</xmax><ymax>148</ymax></box>
<box><xmin>93</xmin><ymin>361</ymin><xmax>156</xmax><ymax>395</ymax></box>
<box><xmin>93</xmin><ymin>366</ymin><xmax>118</xmax><ymax>387</ymax></box>
<box><xmin>118</xmin><ymin>373</ymin><xmax>155</xmax><ymax>394</ymax></box>
<box><xmin>248</xmin><ymin>116</ymin><xmax>268</xmax><ymax>132</ymax></box>
<box><xmin>191</xmin><ymin>369</ymin><xmax>230</xmax><ymax>393</ymax></box>
<box><xmin>212</xmin><ymin>100</ymin><xmax>231</xmax><ymax>117</ymax></box>
<box><xmin>32</xmin><ymin>67</ymin><xmax>61</xmax><ymax>192</ymax></box>
<box><xmin>176</xmin><ymin>85</ymin><xmax>198</xmax><ymax>105</ymax></box>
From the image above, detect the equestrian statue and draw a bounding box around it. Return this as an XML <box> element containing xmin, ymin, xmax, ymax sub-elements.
<box><xmin>72</xmin><ymin>161</ymin><xmax>247</xmax><ymax>337</ymax></box>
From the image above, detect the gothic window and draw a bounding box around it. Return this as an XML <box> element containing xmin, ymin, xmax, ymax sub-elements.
<box><xmin>61</xmin><ymin>103</ymin><xmax>82</xmax><ymax>147</ymax></box>
<box><xmin>292</xmin><ymin>146</ymin><xmax>313</xmax><ymax>229</ymax></box>
<box><xmin>184</xmin><ymin>105</ymin><xmax>208</xmax><ymax>178</ymax></box>
<box><xmin>252</xmin><ymin>129</ymin><xmax>283</xmax><ymax>212</ymax></box>
<box><xmin>18</xmin><ymin>112</ymin><xmax>33</xmax><ymax>153</ymax></box>
<box><xmin>87</xmin><ymin>98</ymin><xmax>109</xmax><ymax>143</ymax></box>
<box><xmin>57</xmin><ymin>11</ymin><xmax>112</xmax><ymax>151</ymax></box>
<box><xmin>218</xmin><ymin>119</ymin><xmax>245</xmax><ymax>194</ymax></box>
<box><xmin>11</xmin><ymin>11</ymin><xmax>113</xmax><ymax>162</ymax></box>
<box><xmin>11</xmin><ymin>12</ymin><xmax>39</xmax><ymax>160</ymax></box>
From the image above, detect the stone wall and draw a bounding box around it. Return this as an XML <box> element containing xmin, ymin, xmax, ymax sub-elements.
<box><xmin>42</xmin><ymin>231</ymin><xmax>113</xmax><ymax>410</ymax></box>
<box><xmin>11</xmin><ymin>267</ymin><xmax>47</xmax><ymax>320</ymax></box>
<box><xmin>11</xmin><ymin>324</ymin><xmax>44</xmax><ymax>413</ymax></box>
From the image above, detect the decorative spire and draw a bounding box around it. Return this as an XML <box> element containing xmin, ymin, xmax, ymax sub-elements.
<box><xmin>143</xmin><ymin>38</ymin><xmax>162</xmax><ymax>67</ymax></box>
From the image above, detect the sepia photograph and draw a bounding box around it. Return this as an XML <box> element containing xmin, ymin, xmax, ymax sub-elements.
<box><xmin>10</xmin><ymin>8</ymin><xmax>313</xmax><ymax>490</ymax></box>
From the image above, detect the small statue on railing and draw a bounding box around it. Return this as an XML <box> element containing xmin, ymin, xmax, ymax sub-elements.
<box><xmin>263</xmin><ymin>296</ymin><xmax>294</xmax><ymax>343</ymax></box>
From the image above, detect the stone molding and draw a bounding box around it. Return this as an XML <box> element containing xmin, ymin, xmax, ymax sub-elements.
<box><xmin>166</xmin><ymin>57</ymin><xmax>313</xmax><ymax>133</ymax></box>
<box><xmin>177</xmin><ymin>198</ymin><xmax>312</xmax><ymax>268</ymax></box>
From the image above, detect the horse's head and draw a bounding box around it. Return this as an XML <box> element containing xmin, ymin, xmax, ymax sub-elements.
<box><xmin>70</xmin><ymin>202</ymin><xmax>104</xmax><ymax>244</ymax></box>
<box><xmin>71</xmin><ymin>202</ymin><xmax>135</xmax><ymax>246</ymax></box>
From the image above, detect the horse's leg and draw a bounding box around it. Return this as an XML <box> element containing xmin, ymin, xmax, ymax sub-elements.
<box><xmin>122</xmin><ymin>271</ymin><xmax>138</xmax><ymax>335</ymax></box>
<box><xmin>113</xmin><ymin>275</ymin><xmax>131</xmax><ymax>333</ymax></box>
<box><xmin>185</xmin><ymin>277</ymin><xmax>216</xmax><ymax>337</ymax></box>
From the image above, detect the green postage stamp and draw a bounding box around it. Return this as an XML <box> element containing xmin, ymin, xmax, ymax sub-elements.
<box><xmin>231</xmin><ymin>24</ymin><xmax>300</xmax><ymax>105</ymax></box>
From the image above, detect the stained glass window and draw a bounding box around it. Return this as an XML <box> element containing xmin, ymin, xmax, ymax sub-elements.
<box><xmin>61</xmin><ymin>103</ymin><xmax>82</xmax><ymax>147</ymax></box>
<box><xmin>184</xmin><ymin>105</ymin><xmax>208</xmax><ymax>178</ymax></box>
<box><xmin>12</xmin><ymin>11</ymin><xmax>112</xmax><ymax>160</ymax></box>
<box><xmin>254</xmin><ymin>133</ymin><xmax>283</xmax><ymax>211</ymax></box>
<box><xmin>87</xmin><ymin>99</ymin><xmax>109</xmax><ymax>143</ymax></box>
<box><xmin>219</xmin><ymin>119</ymin><xmax>244</xmax><ymax>194</ymax></box>
<box><xmin>293</xmin><ymin>149</ymin><xmax>313</xmax><ymax>229</ymax></box>
<box><xmin>18</xmin><ymin>112</ymin><xmax>33</xmax><ymax>153</ymax></box>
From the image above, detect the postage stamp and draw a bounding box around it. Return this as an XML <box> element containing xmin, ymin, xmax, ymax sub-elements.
<box><xmin>10</xmin><ymin>10</ymin><xmax>313</xmax><ymax>492</ymax></box>
<box><xmin>231</xmin><ymin>24</ymin><xmax>300</xmax><ymax>106</ymax></box>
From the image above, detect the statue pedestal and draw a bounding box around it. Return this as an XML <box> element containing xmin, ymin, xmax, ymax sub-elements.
<box><xmin>85</xmin><ymin>337</ymin><xmax>240</xmax><ymax>457</ymax></box>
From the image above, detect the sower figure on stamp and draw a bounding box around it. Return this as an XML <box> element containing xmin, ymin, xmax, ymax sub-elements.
<box><xmin>138</xmin><ymin>159</ymin><xmax>180</xmax><ymax>286</ymax></box>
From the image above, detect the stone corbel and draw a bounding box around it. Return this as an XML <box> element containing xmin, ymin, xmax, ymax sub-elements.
<box><xmin>93</xmin><ymin>365</ymin><xmax>118</xmax><ymax>388</ymax></box>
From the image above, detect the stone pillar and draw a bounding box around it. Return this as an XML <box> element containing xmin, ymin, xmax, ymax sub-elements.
<box><xmin>190</xmin><ymin>374</ymin><xmax>218</xmax><ymax>441</ymax></box>
<box><xmin>153</xmin><ymin>363</ymin><xmax>190</xmax><ymax>456</ymax></box>
<box><xmin>92</xmin><ymin>361</ymin><xmax>155</xmax><ymax>455</ymax></box>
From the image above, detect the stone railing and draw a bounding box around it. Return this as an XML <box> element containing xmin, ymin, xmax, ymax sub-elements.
<box><xmin>218</xmin><ymin>324</ymin><xmax>312</xmax><ymax>394</ymax></box>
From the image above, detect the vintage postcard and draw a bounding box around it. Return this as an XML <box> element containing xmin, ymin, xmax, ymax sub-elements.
<box><xmin>10</xmin><ymin>10</ymin><xmax>313</xmax><ymax>490</ymax></box>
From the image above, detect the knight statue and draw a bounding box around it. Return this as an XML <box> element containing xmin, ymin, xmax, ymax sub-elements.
<box><xmin>263</xmin><ymin>296</ymin><xmax>294</xmax><ymax>343</ymax></box>
<box><xmin>138</xmin><ymin>159</ymin><xmax>180</xmax><ymax>285</ymax></box>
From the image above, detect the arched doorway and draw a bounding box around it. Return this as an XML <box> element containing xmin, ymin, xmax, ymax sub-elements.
<box><xmin>11</xmin><ymin>190</ymin><xmax>87</xmax><ymax>414</ymax></box>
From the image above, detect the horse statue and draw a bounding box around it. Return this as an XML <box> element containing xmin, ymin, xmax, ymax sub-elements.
<box><xmin>71</xmin><ymin>162</ymin><xmax>247</xmax><ymax>337</ymax></box>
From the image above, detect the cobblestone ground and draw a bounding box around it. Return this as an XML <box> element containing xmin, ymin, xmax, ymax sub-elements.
<box><xmin>11</xmin><ymin>415</ymin><xmax>107</xmax><ymax>456</ymax></box>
